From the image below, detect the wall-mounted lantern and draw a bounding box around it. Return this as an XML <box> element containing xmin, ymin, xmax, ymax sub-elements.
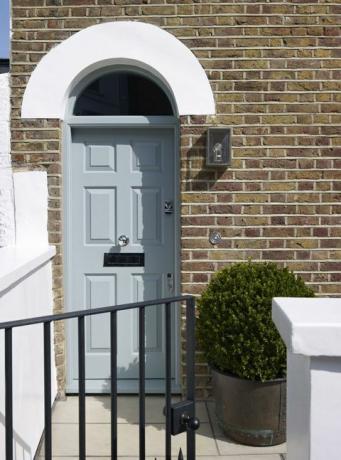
<box><xmin>206</xmin><ymin>127</ymin><xmax>231</xmax><ymax>166</ymax></box>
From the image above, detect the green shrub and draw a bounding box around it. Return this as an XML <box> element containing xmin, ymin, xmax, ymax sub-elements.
<box><xmin>197</xmin><ymin>261</ymin><xmax>315</xmax><ymax>381</ymax></box>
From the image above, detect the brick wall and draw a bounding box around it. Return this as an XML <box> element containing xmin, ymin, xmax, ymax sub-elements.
<box><xmin>11</xmin><ymin>1</ymin><xmax>341</xmax><ymax>397</ymax></box>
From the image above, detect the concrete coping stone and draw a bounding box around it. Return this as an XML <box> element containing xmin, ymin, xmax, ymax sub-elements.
<box><xmin>273</xmin><ymin>297</ymin><xmax>341</xmax><ymax>357</ymax></box>
<box><xmin>0</xmin><ymin>245</ymin><xmax>56</xmax><ymax>294</ymax></box>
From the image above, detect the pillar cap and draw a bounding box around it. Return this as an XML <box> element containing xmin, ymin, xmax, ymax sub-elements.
<box><xmin>272</xmin><ymin>297</ymin><xmax>341</xmax><ymax>356</ymax></box>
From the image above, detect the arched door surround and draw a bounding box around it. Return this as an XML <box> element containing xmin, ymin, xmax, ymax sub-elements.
<box><xmin>21</xmin><ymin>21</ymin><xmax>215</xmax><ymax>119</ymax></box>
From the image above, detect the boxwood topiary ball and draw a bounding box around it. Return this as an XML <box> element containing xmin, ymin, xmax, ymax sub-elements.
<box><xmin>197</xmin><ymin>261</ymin><xmax>315</xmax><ymax>381</ymax></box>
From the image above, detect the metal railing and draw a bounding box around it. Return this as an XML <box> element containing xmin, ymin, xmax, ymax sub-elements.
<box><xmin>0</xmin><ymin>295</ymin><xmax>199</xmax><ymax>460</ymax></box>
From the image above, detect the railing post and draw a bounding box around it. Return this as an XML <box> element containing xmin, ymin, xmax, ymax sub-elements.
<box><xmin>139</xmin><ymin>307</ymin><xmax>146</xmax><ymax>459</ymax></box>
<box><xmin>44</xmin><ymin>321</ymin><xmax>52</xmax><ymax>460</ymax></box>
<box><xmin>78</xmin><ymin>316</ymin><xmax>86</xmax><ymax>460</ymax></box>
<box><xmin>186</xmin><ymin>297</ymin><xmax>196</xmax><ymax>460</ymax></box>
<box><xmin>111</xmin><ymin>311</ymin><xmax>118</xmax><ymax>460</ymax></box>
<box><xmin>165</xmin><ymin>302</ymin><xmax>172</xmax><ymax>460</ymax></box>
<box><xmin>5</xmin><ymin>327</ymin><xmax>13</xmax><ymax>460</ymax></box>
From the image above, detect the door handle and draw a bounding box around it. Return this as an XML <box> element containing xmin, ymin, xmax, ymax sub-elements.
<box><xmin>118</xmin><ymin>235</ymin><xmax>129</xmax><ymax>247</ymax></box>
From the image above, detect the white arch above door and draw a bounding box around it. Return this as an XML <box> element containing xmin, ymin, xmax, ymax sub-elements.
<box><xmin>21</xmin><ymin>21</ymin><xmax>216</xmax><ymax>119</ymax></box>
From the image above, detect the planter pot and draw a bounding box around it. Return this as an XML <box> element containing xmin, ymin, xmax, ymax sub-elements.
<box><xmin>211</xmin><ymin>367</ymin><xmax>286</xmax><ymax>447</ymax></box>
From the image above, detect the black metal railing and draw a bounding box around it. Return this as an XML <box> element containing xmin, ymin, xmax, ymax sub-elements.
<box><xmin>0</xmin><ymin>295</ymin><xmax>199</xmax><ymax>460</ymax></box>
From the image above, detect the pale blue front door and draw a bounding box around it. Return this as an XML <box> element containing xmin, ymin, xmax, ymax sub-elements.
<box><xmin>66</xmin><ymin>127</ymin><xmax>176</xmax><ymax>393</ymax></box>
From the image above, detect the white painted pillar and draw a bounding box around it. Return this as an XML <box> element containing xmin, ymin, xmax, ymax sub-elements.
<box><xmin>0</xmin><ymin>72</ymin><xmax>15</xmax><ymax>246</ymax></box>
<box><xmin>13</xmin><ymin>171</ymin><xmax>49</xmax><ymax>247</ymax></box>
<box><xmin>272</xmin><ymin>297</ymin><xmax>341</xmax><ymax>460</ymax></box>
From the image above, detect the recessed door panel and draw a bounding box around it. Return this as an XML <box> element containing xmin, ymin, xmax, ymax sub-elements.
<box><xmin>67</xmin><ymin>127</ymin><xmax>176</xmax><ymax>393</ymax></box>
<box><xmin>132</xmin><ymin>274</ymin><xmax>163</xmax><ymax>352</ymax></box>
<box><xmin>132</xmin><ymin>187</ymin><xmax>161</xmax><ymax>244</ymax></box>
<box><xmin>85</xmin><ymin>187</ymin><xmax>116</xmax><ymax>244</ymax></box>
<box><xmin>86</xmin><ymin>144</ymin><xmax>116</xmax><ymax>171</ymax></box>
<box><xmin>132</xmin><ymin>141</ymin><xmax>162</xmax><ymax>172</ymax></box>
<box><xmin>85</xmin><ymin>274</ymin><xmax>116</xmax><ymax>350</ymax></box>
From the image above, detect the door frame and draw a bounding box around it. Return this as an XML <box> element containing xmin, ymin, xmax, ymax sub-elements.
<box><xmin>62</xmin><ymin>115</ymin><xmax>181</xmax><ymax>393</ymax></box>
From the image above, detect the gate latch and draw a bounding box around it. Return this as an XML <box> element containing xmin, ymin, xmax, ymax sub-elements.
<box><xmin>170</xmin><ymin>400</ymin><xmax>200</xmax><ymax>435</ymax></box>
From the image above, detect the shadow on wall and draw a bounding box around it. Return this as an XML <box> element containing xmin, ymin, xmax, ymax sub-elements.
<box><xmin>182</xmin><ymin>131</ymin><xmax>234</xmax><ymax>283</ymax></box>
<box><xmin>0</xmin><ymin>411</ymin><xmax>32</xmax><ymax>460</ymax></box>
<box><xmin>183</xmin><ymin>132</ymin><xmax>227</xmax><ymax>193</ymax></box>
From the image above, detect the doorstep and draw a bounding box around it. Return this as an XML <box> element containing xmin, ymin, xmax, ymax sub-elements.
<box><xmin>36</xmin><ymin>396</ymin><xmax>286</xmax><ymax>459</ymax></box>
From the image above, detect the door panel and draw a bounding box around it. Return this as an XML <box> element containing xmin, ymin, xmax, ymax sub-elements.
<box><xmin>66</xmin><ymin>127</ymin><xmax>176</xmax><ymax>393</ymax></box>
<box><xmin>132</xmin><ymin>274</ymin><xmax>163</xmax><ymax>352</ymax></box>
<box><xmin>132</xmin><ymin>187</ymin><xmax>161</xmax><ymax>244</ymax></box>
<box><xmin>132</xmin><ymin>141</ymin><xmax>162</xmax><ymax>172</ymax></box>
<box><xmin>85</xmin><ymin>187</ymin><xmax>117</xmax><ymax>243</ymax></box>
<box><xmin>86</xmin><ymin>144</ymin><xmax>116</xmax><ymax>171</ymax></box>
<box><xmin>85</xmin><ymin>274</ymin><xmax>116</xmax><ymax>350</ymax></box>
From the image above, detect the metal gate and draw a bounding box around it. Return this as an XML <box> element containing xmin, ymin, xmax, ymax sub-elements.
<box><xmin>1</xmin><ymin>295</ymin><xmax>199</xmax><ymax>459</ymax></box>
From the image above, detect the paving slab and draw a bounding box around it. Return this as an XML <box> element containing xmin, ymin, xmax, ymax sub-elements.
<box><xmin>38</xmin><ymin>457</ymin><xmax>283</xmax><ymax>460</ymax></box>
<box><xmin>39</xmin><ymin>422</ymin><xmax>217</xmax><ymax>457</ymax></box>
<box><xmin>52</xmin><ymin>396</ymin><xmax>208</xmax><ymax>424</ymax></box>
<box><xmin>37</xmin><ymin>396</ymin><xmax>287</xmax><ymax>459</ymax></box>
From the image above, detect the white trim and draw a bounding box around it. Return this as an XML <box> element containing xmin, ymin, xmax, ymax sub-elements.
<box><xmin>66</xmin><ymin>115</ymin><xmax>178</xmax><ymax>127</ymax></box>
<box><xmin>0</xmin><ymin>246</ymin><xmax>56</xmax><ymax>293</ymax></box>
<box><xmin>21</xmin><ymin>21</ymin><xmax>215</xmax><ymax>119</ymax></box>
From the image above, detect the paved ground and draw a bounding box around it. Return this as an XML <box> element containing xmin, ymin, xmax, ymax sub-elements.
<box><xmin>37</xmin><ymin>396</ymin><xmax>286</xmax><ymax>459</ymax></box>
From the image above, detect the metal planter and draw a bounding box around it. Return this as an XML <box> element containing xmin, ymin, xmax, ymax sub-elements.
<box><xmin>211</xmin><ymin>368</ymin><xmax>286</xmax><ymax>447</ymax></box>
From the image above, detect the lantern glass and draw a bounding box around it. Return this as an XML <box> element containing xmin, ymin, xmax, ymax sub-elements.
<box><xmin>206</xmin><ymin>128</ymin><xmax>231</xmax><ymax>166</ymax></box>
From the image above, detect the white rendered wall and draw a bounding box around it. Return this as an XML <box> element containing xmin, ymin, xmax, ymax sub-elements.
<box><xmin>286</xmin><ymin>353</ymin><xmax>311</xmax><ymax>460</ymax></box>
<box><xmin>309</xmin><ymin>357</ymin><xmax>341</xmax><ymax>460</ymax></box>
<box><xmin>273</xmin><ymin>297</ymin><xmax>341</xmax><ymax>460</ymax></box>
<box><xmin>0</xmin><ymin>170</ymin><xmax>56</xmax><ymax>459</ymax></box>
<box><xmin>13</xmin><ymin>171</ymin><xmax>48</xmax><ymax>247</ymax></box>
<box><xmin>0</xmin><ymin>248</ymin><xmax>57</xmax><ymax>460</ymax></box>
<box><xmin>0</xmin><ymin>73</ymin><xmax>15</xmax><ymax>246</ymax></box>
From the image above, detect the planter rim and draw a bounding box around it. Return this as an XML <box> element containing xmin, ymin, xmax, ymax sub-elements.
<box><xmin>210</xmin><ymin>365</ymin><xmax>286</xmax><ymax>384</ymax></box>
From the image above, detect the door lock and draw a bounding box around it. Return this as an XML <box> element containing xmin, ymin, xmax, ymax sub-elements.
<box><xmin>118</xmin><ymin>235</ymin><xmax>129</xmax><ymax>247</ymax></box>
<box><xmin>167</xmin><ymin>273</ymin><xmax>174</xmax><ymax>292</ymax></box>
